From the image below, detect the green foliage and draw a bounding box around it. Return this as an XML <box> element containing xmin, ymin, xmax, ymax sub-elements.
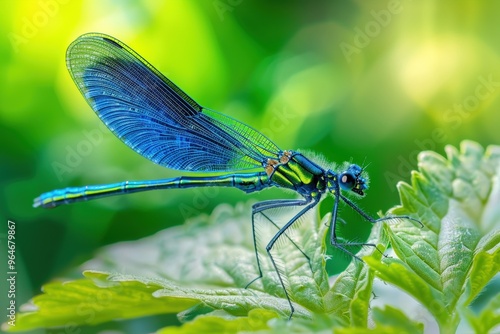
<box><xmin>3</xmin><ymin>140</ymin><xmax>499</xmax><ymax>333</ymax></box>
<box><xmin>378</xmin><ymin>140</ymin><xmax>500</xmax><ymax>334</ymax></box>
<box><xmin>463</xmin><ymin>292</ymin><xmax>500</xmax><ymax>334</ymax></box>
<box><xmin>9</xmin><ymin>271</ymin><xmax>199</xmax><ymax>330</ymax></box>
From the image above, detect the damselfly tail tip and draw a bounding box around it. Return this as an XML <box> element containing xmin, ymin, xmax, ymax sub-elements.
<box><xmin>33</xmin><ymin>196</ymin><xmax>42</xmax><ymax>208</ymax></box>
<box><xmin>33</xmin><ymin>195</ymin><xmax>55</xmax><ymax>209</ymax></box>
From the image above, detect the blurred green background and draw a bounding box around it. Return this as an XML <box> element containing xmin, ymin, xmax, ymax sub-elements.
<box><xmin>1</xmin><ymin>0</ymin><xmax>499</xmax><ymax>331</ymax></box>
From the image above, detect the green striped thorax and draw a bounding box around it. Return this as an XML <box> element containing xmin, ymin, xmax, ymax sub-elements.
<box><xmin>264</xmin><ymin>150</ymin><xmax>368</xmax><ymax>198</ymax></box>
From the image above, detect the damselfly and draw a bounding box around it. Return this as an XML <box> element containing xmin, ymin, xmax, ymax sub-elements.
<box><xmin>34</xmin><ymin>33</ymin><xmax>420</xmax><ymax>318</ymax></box>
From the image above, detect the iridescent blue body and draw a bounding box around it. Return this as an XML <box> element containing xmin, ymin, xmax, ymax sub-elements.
<box><xmin>36</xmin><ymin>172</ymin><xmax>270</xmax><ymax>206</ymax></box>
<box><xmin>34</xmin><ymin>33</ymin><xmax>420</xmax><ymax>319</ymax></box>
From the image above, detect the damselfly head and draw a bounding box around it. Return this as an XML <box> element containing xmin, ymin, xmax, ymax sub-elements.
<box><xmin>338</xmin><ymin>164</ymin><xmax>368</xmax><ymax>196</ymax></box>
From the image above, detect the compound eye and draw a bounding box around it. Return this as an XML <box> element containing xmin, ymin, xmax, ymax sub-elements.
<box><xmin>339</xmin><ymin>172</ymin><xmax>355</xmax><ymax>190</ymax></box>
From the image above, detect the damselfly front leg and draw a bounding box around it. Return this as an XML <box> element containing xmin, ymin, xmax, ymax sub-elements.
<box><xmin>329</xmin><ymin>191</ymin><xmax>423</xmax><ymax>261</ymax></box>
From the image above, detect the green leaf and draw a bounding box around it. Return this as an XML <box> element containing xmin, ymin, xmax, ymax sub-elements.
<box><xmin>6</xmin><ymin>201</ymin><xmax>337</xmax><ymax>331</ymax></box>
<box><xmin>374</xmin><ymin>140</ymin><xmax>500</xmax><ymax>333</ymax></box>
<box><xmin>6</xmin><ymin>269</ymin><xmax>312</xmax><ymax>333</ymax></box>
<box><xmin>463</xmin><ymin>291</ymin><xmax>500</xmax><ymax>334</ymax></box>
<box><xmin>372</xmin><ymin>305</ymin><xmax>424</xmax><ymax>334</ymax></box>
<box><xmin>264</xmin><ymin>312</ymin><xmax>338</xmax><ymax>333</ymax></box>
<box><xmin>3</xmin><ymin>271</ymin><xmax>199</xmax><ymax>332</ymax></box>
<box><xmin>334</xmin><ymin>305</ymin><xmax>424</xmax><ymax>334</ymax></box>
<box><xmin>86</xmin><ymin>201</ymin><xmax>332</xmax><ymax>316</ymax></box>
<box><xmin>157</xmin><ymin>308</ymin><xmax>277</xmax><ymax>333</ymax></box>
<box><xmin>328</xmin><ymin>221</ymin><xmax>388</xmax><ymax>328</ymax></box>
<box><xmin>87</xmin><ymin>201</ymin><xmax>331</xmax><ymax>311</ymax></box>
